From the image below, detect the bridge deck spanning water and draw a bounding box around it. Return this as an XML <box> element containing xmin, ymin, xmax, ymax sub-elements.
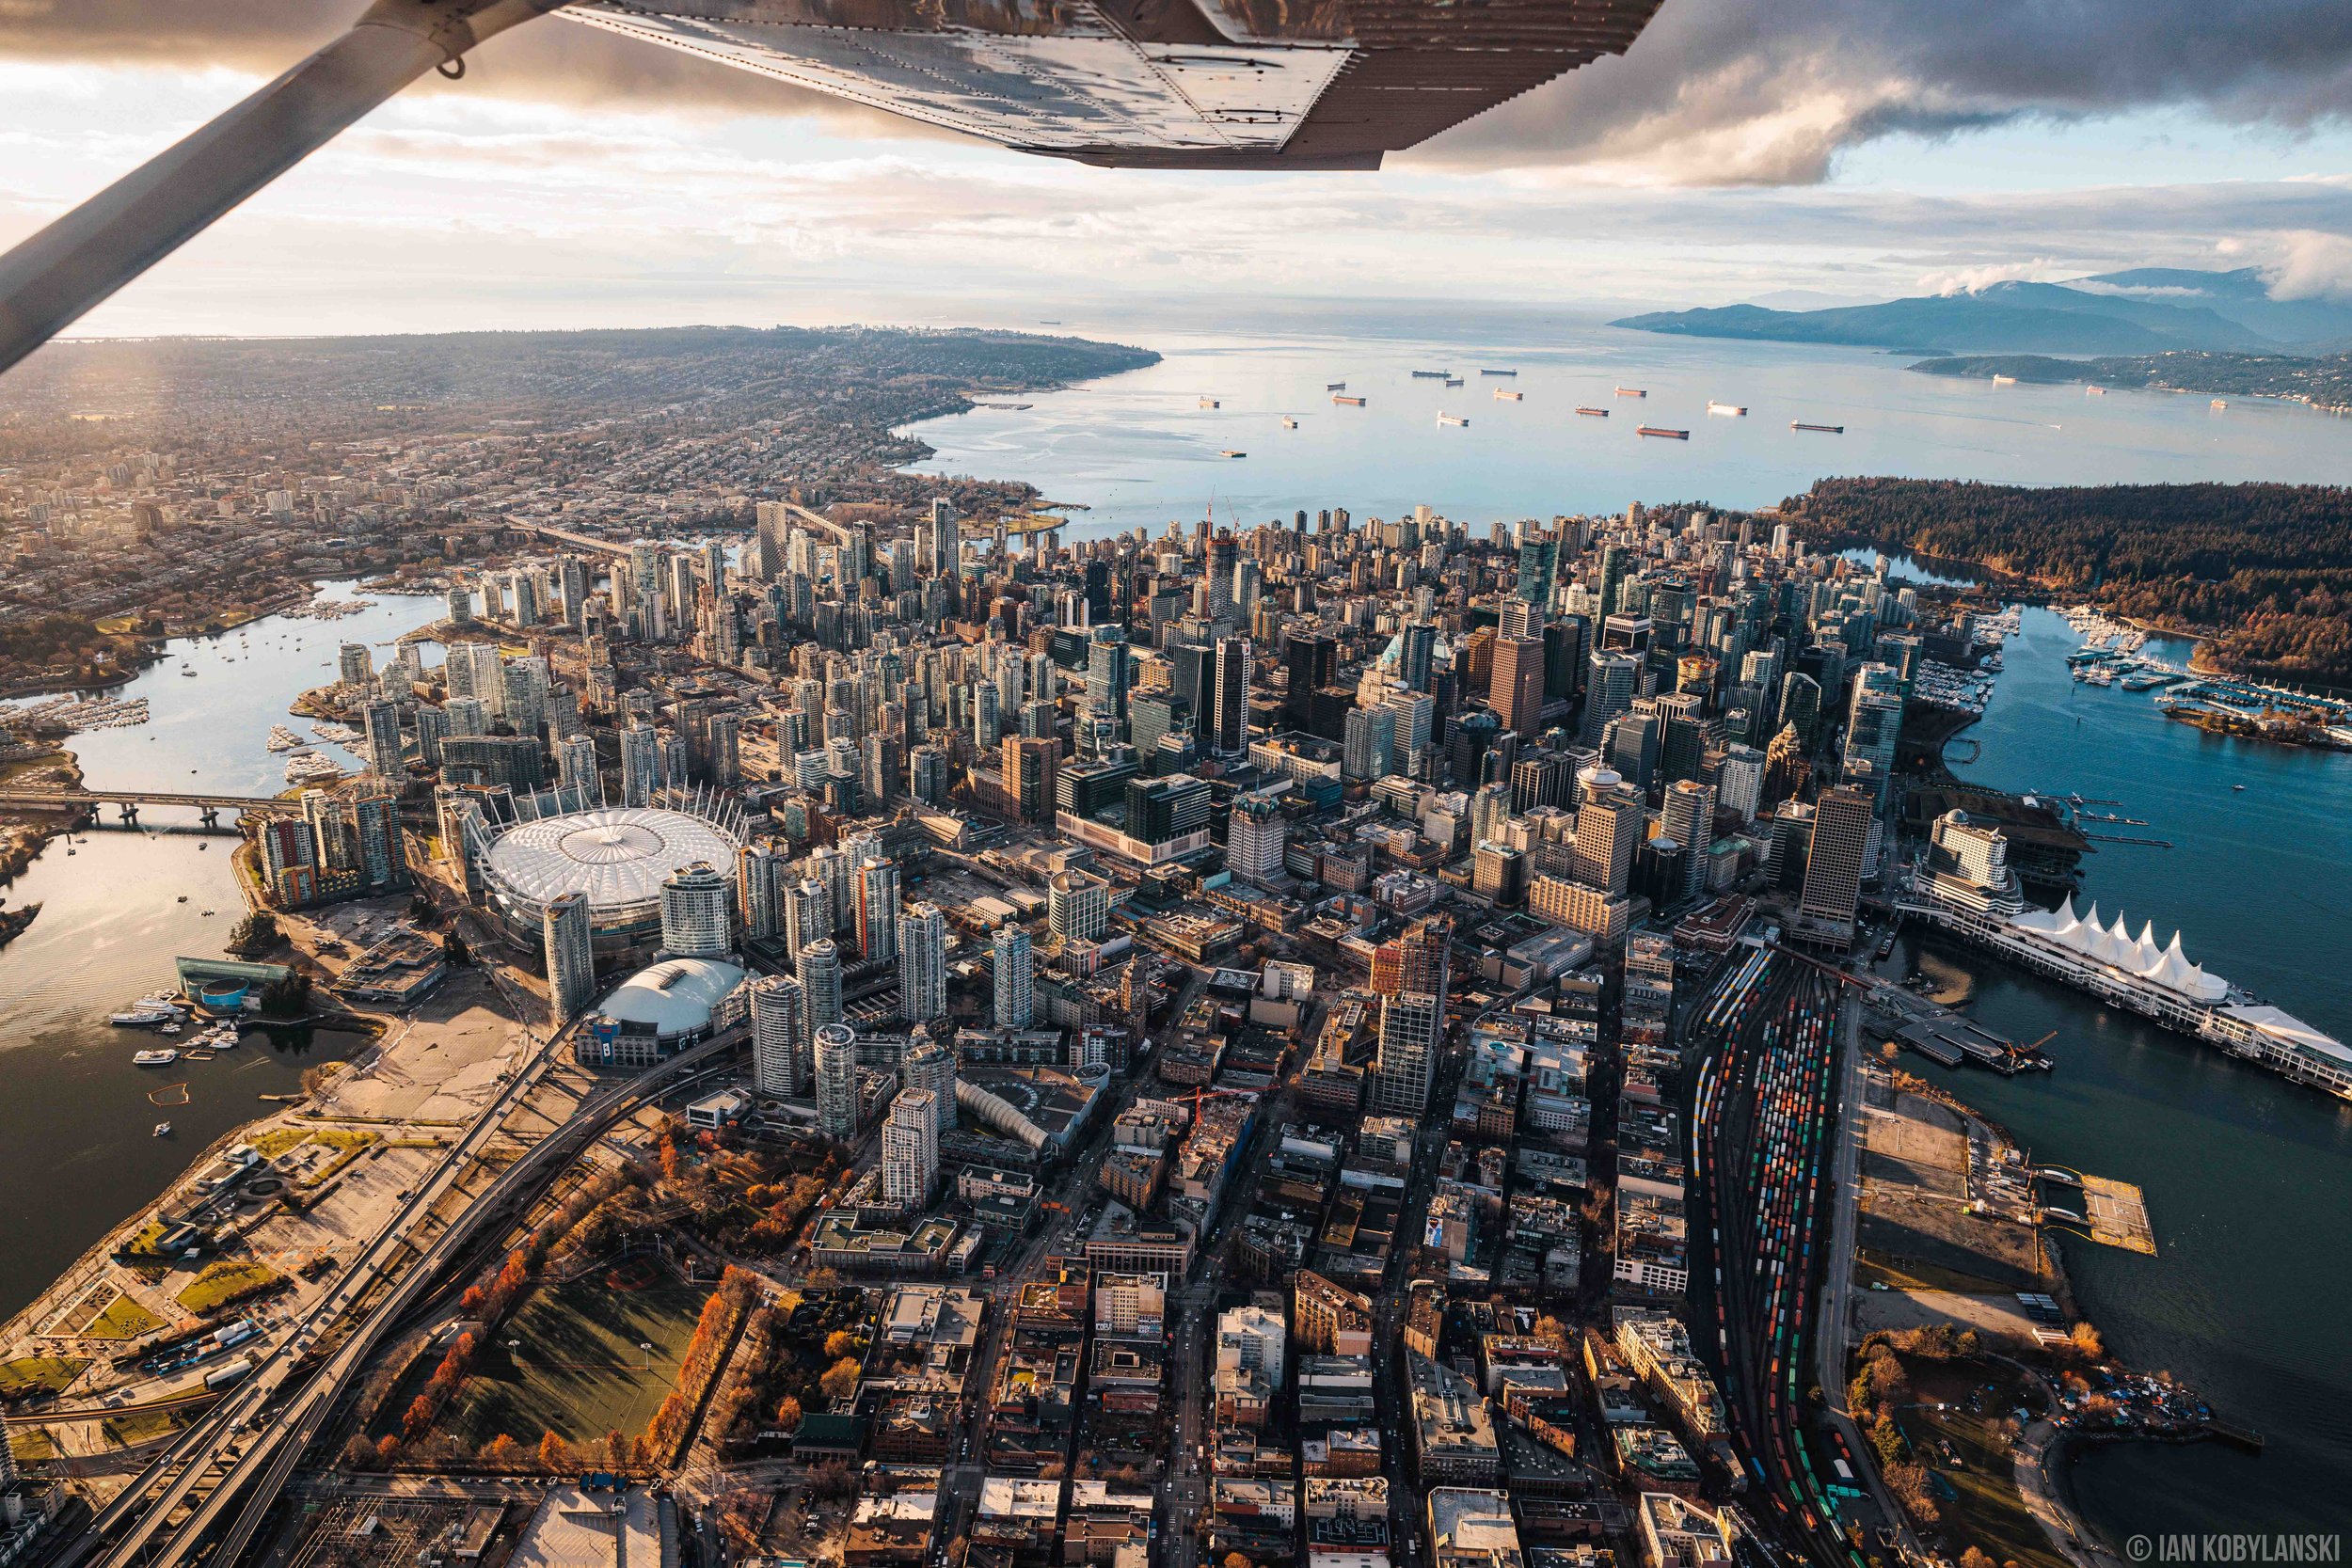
<box><xmin>0</xmin><ymin>786</ymin><xmax>285</xmax><ymax>828</ymax></box>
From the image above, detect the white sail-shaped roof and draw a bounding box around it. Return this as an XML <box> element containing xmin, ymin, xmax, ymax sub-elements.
<box><xmin>2001</xmin><ymin>901</ymin><xmax>2230</xmax><ymax>1002</ymax></box>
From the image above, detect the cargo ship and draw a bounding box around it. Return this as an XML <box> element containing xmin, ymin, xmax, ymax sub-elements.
<box><xmin>1707</xmin><ymin>401</ymin><xmax>1747</xmax><ymax>416</ymax></box>
<box><xmin>1636</xmin><ymin>425</ymin><xmax>1689</xmax><ymax>440</ymax></box>
<box><xmin>1444</xmin><ymin>376</ymin><xmax>1463</xmax><ymax>388</ymax></box>
<box><xmin>1493</xmin><ymin>388</ymin><xmax>1524</xmax><ymax>402</ymax></box>
<box><xmin>2211</xmin><ymin>398</ymin><xmax>2229</xmax><ymax>410</ymax></box>
<box><xmin>1326</xmin><ymin>381</ymin><xmax>1346</xmax><ymax>390</ymax></box>
<box><xmin>1199</xmin><ymin>397</ymin><xmax>1221</xmax><ymax>408</ymax></box>
<box><xmin>2086</xmin><ymin>386</ymin><xmax>2106</xmax><ymax>396</ymax></box>
<box><xmin>1791</xmin><ymin>421</ymin><xmax>1844</xmax><ymax>434</ymax></box>
<box><xmin>1992</xmin><ymin>374</ymin><xmax>2017</xmax><ymax>386</ymax></box>
<box><xmin>1332</xmin><ymin>394</ymin><xmax>1367</xmax><ymax>406</ymax></box>
<box><xmin>1280</xmin><ymin>417</ymin><xmax>1298</xmax><ymax>429</ymax></box>
<box><xmin>1480</xmin><ymin>368</ymin><xmax>1518</xmax><ymax>377</ymax></box>
<box><xmin>1437</xmin><ymin>413</ymin><xmax>1470</xmax><ymax>427</ymax></box>
<box><xmin>1576</xmin><ymin>406</ymin><xmax>1609</xmax><ymax>418</ymax></box>
<box><xmin>1219</xmin><ymin>450</ymin><xmax>1248</xmax><ymax>458</ymax></box>
<box><xmin>1614</xmin><ymin>387</ymin><xmax>1647</xmax><ymax>398</ymax></box>
<box><xmin>1410</xmin><ymin>370</ymin><xmax>1450</xmax><ymax>379</ymax></box>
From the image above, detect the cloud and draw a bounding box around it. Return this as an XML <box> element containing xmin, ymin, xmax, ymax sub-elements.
<box><xmin>2265</xmin><ymin>230</ymin><xmax>2352</xmax><ymax>300</ymax></box>
<box><xmin>5</xmin><ymin>0</ymin><xmax>2351</xmax><ymax>186</ymax></box>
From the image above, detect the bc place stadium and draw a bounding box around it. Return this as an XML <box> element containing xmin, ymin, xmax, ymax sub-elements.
<box><xmin>467</xmin><ymin>796</ymin><xmax>743</xmax><ymax>959</ymax></box>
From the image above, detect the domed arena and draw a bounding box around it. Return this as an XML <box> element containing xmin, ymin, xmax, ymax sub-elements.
<box><xmin>481</xmin><ymin>804</ymin><xmax>739</xmax><ymax>957</ymax></box>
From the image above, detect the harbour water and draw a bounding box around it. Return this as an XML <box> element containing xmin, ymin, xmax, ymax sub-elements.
<box><xmin>1873</xmin><ymin>575</ymin><xmax>2352</xmax><ymax>1544</ymax></box>
<box><xmin>902</xmin><ymin>323</ymin><xmax>2352</xmax><ymax>539</ymax></box>
<box><xmin>0</xmin><ymin>582</ymin><xmax>441</xmax><ymax>1322</ymax></box>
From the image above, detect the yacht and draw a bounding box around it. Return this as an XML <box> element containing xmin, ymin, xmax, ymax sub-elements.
<box><xmin>112</xmin><ymin>1006</ymin><xmax>178</xmax><ymax>1027</ymax></box>
<box><xmin>133</xmin><ymin>1049</ymin><xmax>179</xmax><ymax>1067</ymax></box>
<box><xmin>153</xmin><ymin>1121</ymin><xmax>172</xmax><ymax>1136</ymax></box>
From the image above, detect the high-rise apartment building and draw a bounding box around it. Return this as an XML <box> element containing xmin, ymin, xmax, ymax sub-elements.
<box><xmin>1799</xmin><ymin>786</ymin><xmax>1873</xmax><ymax>942</ymax></box>
<box><xmin>749</xmin><ymin>974</ymin><xmax>809</xmax><ymax>1097</ymax></box>
<box><xmin>1048</xmin><ymin>869</ymin><xmax>1109</xmax><ymax>944</ymax></box>
<box><xmin>801</xmin><ymin>939</ymin><xmax>844</xmax><ymax>1034</ymax></box>
<box><xmin>815</xmin><ymin>1022</ymin><xmax>859</xmax><ymax>1141</ymax></box>
<box><xmin>1226</xmin><ymin>793</ymin><xmax>1287</xmax><ymax>887</ymax></box>
<box><xmin>543</xmin><ymin>890</ymin><xmax>596</xmax><ymax>1024</ymax></box>
<box><xmin>993</xmin><ymin>925</ymin><xmax>1035</xmax><ymax>1028</ymax></box>
<box><xmin>1213</xmin><ymin>636</ymin><xmax>1252</xmax><ymax>755</ymax></box>
<box><xmin>897</xmin><ymin>901</ymin><xmax>949</xmax><ymax>1022</ymax></box>
<box><xmin>660</xmin><ymin>861</ymin><xmax>733</xmax><ymax>958</ymax></box>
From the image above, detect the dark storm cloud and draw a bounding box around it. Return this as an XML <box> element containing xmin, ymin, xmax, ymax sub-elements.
<box><xmin>3</xmin><ymin>0</ymin><xmax>2349</xmax><ymax>182</ymax></box>
<box><xmin>1419</xmin><ymin>0</ymin><xmax>2352</xmax><ymax>180</ymax></box>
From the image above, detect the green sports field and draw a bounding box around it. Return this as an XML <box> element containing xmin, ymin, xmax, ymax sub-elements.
<box><xmin>439</xmin><ymin>1272</ymin><xmax>710</xmax><ymax>1447</ymax></box>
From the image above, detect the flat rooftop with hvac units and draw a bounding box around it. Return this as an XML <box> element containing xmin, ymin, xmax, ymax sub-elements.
<box><xmin>480</xmin><ymin>804</ymin><xmax>739</xmax><ymax>958</ymax></box>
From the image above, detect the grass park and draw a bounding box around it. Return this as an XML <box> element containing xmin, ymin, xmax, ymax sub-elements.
<box><xmin>82</xmin><ymin>1291</ymin><xmax>164</xmax><ymax>1339</ymax></box>
<box><xmin>0</xmin><ymin>1356</ymin><xmax>86</xmax><ymax>1400</ymax></box>
<box><xmin>435</xmin><ymin>1267</ymin><xmax>712</xmax><ymax>1447</ymax></box>
<box><xmin>175</xmin><ymin>1259</ymin><xmax>281</xmax><ymax>1315</ymax></box>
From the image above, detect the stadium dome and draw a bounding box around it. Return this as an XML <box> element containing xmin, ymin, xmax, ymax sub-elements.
<box><xmin>482</xmin><ymin>804</ymin><xmax>740</xmax><ymax>955</ymax></box>
<box><xmin>599</xmin><ymin>958</ymin><xmax>747</xmax><ymax>1044</ymax></box>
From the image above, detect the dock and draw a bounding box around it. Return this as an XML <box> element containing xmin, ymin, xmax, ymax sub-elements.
<box><xmin>2079</xmin><ymin>1173</ymin><xmax>2156</xmax><ymax>1255</ymax></box>
<box><xmin>1893</xmin><ymin>1017</ymin><xmax>2051</xmax><ymax>1076</ymax></box>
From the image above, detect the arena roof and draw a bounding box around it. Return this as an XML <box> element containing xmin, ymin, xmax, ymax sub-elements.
<box><xmin>601</xmin><ymin>958</ymin><xmax>747</xmax><ymax>1039</ymax></box>
<box><xmin>484</xmin><ymin>806</ymin><xmax>740</xmax><ymax>911</ymax></box>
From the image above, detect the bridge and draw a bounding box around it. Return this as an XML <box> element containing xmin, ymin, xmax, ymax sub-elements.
<box><xmin>0</xmin><ymin>786</ymin><xmax>283</xmax><ymax>830</ymax></box>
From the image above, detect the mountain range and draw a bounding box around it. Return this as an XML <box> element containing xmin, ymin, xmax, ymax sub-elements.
<box><xmin>1613</xmin><ymin>268</ymin><xmax>2352</xmax><ymax>356</ymax></box>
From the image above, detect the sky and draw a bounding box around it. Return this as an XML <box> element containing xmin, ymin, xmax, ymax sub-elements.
<box><xmin>0</xmin><ymin>0</ymin><xmax>2349</xmax><ymax>341</ymax></box>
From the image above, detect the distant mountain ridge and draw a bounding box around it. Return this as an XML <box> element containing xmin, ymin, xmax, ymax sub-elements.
<box><xmin>1613</xmin><ymin>268</ymin><xmax>2352</xmax><ymax>356</ymax></box>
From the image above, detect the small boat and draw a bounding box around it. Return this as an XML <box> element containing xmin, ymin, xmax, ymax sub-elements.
<box><xmin>177</xmin><ymin>895</ymin><xmax>188</xmax><ymax>903</ymax></box>
<box><xmin>1993</xmin><ymin>374</ymin><xmax>2018</xmax><ymax>386</ymax></box>
<box><xmin>2087</xmin><ymin>386</ymin><xmax>2106</xmax><ymax>396</ymax></box>
<box><xmin>181</xmin><ymin>669</ymin><xmax>198</xmax><ymax>677</ymax></box>
<box><xmin>1437</xmin><ymin>413</ymin><xmax>1470</xmax><ymax>427</ymax></box>
<box><xmin>112</xmin><ymin>1007</ymin><xmax>177</xmax><ymax>1027</ymax></box>
<box><xmin>2233</xmin><ymin>784</ymin><xmax>2247</xmax><ymax>791</ymax></box>
<box><xmin>153</xmin><ymin>1122</ymin><xmax>172</xmax><ymax>1137</ymax></box>
<box><xmin>134</xmin><ymin>1049</ymin><xmax>179</xmax><ymax>1066</ymax></box>
<box><xmin>160</xmin><ymin>1022</ymin><xmax>182</xmax><ymax>1035</ymax></box>
<box><xmin>2210</xmin><ymin>399</ymin><xmax>2228</xmax><ymax>410</ymax></box>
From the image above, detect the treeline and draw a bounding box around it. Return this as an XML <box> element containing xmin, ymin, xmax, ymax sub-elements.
<box><xmin>1787</xmin><ymin>477</ymin><xmax>2352</xmax><ymax>685</ymax></box>
<box><xmin>1911</xmin><ymin>349</ymin><xmax>2352</xmax><ymax>410</ymax></box>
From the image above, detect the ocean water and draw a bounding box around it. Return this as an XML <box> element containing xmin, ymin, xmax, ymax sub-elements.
<box><xmin>901</xmin><ymin>323</ymin><xmax>2352</xmax><ymax>537</ymax></box>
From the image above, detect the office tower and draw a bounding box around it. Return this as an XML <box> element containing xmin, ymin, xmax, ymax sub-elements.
<box><xmin>412</xmin><ymin>702</ymin><xmax>450</xmax><ymax>768</ymax></box>
<box><xmin>993</xmin><ymin>925</ymin><xmax>1034</xmax><ymax>1028</ymax></box>
<box><xmin>1583</xmin><ymin>651</ymin><xmax>1639</xmax><ymax>741</ymax></box>
<box><xmin>1778</xmin><ymin>671</ymin><xmax>1823</xmax><ymax>750</ymax></box>
<box><xmin>1493</xmin><ymin>634</ymin><xmax>1546</xmax><ymax>737</ymax></box>
<box><xmin>1661</xmin><ymin>779</ymin><xmax>1717</xmax><ymax>909</ymax></box>
<box><xmin>543</xmin><ymin>890</ymin><xmax>596</xmax><ymax>1024</ymax></box>
<box><xmin>620</xmin><ymin>722</ymin><xmax>660</xmax><ymax>806</ymax></box>
<box><xmin>1226</xmin><ymin>793</ymin><xmax>1287</xmax><ymax>886</ymax></box>
<box><xmin>815</xmin><ymin>1023</ymin><xmax>859</xmax><ymax>1141</ymax></box>
<box><xmin>1515</xmin><ymin>534</ymin><xmax>1557</xmax><ymax>606</ymax></box>
<box><xmin>1800</xmin><ymin>787</ymin><xmax>1873</xmax><ymax>940</ymax></box>
<box><xmin>1004</xmin><ymin>735</ymin><xmax>1059</xmax><ymax>827</ymax></box>
<box><xmin>897</xmin><ymin>901</ymin><xmax>949</xmax><ymax>1022</ymax></box>
<box><xmin>1343</xmin><ymin>704</ymin><xmax>1396</xmax><ymax>783</ymax></box>
<box><xmin>1397</xmin><ymin>621</ymin><xmax>1437</xmax><ymax>694</ymax></box>
<box><xmin>737</xmin><ymin>843</ymin><xmax>785</xmax><ymax>942</ymax></box>
<box><xmin>856</xmin><ymin>859</ymin><xmax>900</xmax><ymax>963</ymax></box>
<box><xmin>1511</xmin><ymin>752</ymin><xmax>1571</xmax><ymax>816</ymax></box>
<box><xmin>882</xmin><ymin>1089</ymin><xmax>940</xmax><ymax>1209</ymax></box>
<box><xmin>1602</xmin><ymin>709</ymin><xmax>1659</xmax><ymax>791</ymax></box>
<box><xmin>1384</xmin><ymin>688</ymin><xmax>1435</xmax><ymax>767</ymax></box>
<box><xmin>750</xmin><ymin>974</ymin><xmax>811</xmax><ymax>1097</ymax></box>
<box><xmin>1212</xmin><ymin>636</ymin><xmax>1251</xmax><ymax>755</ymax></box>
<box><xmin>1371</xmin><ymin>991</ymin><xmax>1443</xmax><ymax>1115</ymax></box>
<box><xmin>1597</xmin><ymin>543</ymin><xmax>1627</xmax><ymax>616</ymax></box>
<box><xmin>1048</xmin><ymin>869</ymin><xmax>1110</xmax><ymax>944</ymax></box>
<box><xmin>557</xmin><ymin>734</ymin><xmax>598</xmax><ymax>795</ymax></box>
<box><xmin>339</xmin><ymin>641</ymin><xmax>373</xmax><ymax>689</ymax></box>
<box><xmin>1570</xmin><ymin>772</ymin><xmax>1641</xmax><ymax>897</ymax></box>
<box><xmin>445</xmin><ymin>582</ymin><xmax>474</xmax><ymax>626</ymax></box>
<box><xmin>1840</xmin><ymin>663</ymin><xmax>1905</xmax><ymax>815</ymax></box>
<box><xmin>1123</xmin><ymin>772</ymin><xmax>1211</xmax><ymax>849</ymax></box>
<box><xmin>659</xmin><ymin>862</ymin><xmax>732</xmax><ymax>958</ymax></box>
<box><xmin>1283</xmin><ymin>632</ymin><xmax>1337</xmax><ymax>728</ymax></box>
<box><xmin>801</xmin><ymin>939</ymin><xmax>845</xmax><ymax>1033</ymax></box>
<box><xmin>1086</xmin><ymin>624</ymin><xmax>1132</xmax><ymax>731</ymax></box>
<box><xmin>362</xmin><ymin>697</ymin><xmax>403</xmax><ymax>779</ymax></box>
<box><xmin>707</xmin><ymin>711</ymin><xmax>741</xmax><ymax>786</ymax></box>
<box><xmin>902</xmin><ymin>1032</ymin><xmax>957</xmax><ymax>1134</ymax></box>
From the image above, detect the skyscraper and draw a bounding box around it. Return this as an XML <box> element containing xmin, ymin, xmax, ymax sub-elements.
<box><xmin>1283</xmin><ymin>632</ymin><xmax>1337</xmax><ymax>728</ymax></box>
<box><xmin>801</xmin><ymin>939</ymin><xmax>845</xmax><ymax>1034</ymax></box>
<box><xmin>620</xmin><ymin>722</ymin><xmax>660</xmax><ymax>806</ymax></box>
<box><xmin>362</xmin><ymin>697</ymin><xmax>403</xmax><ymax>780</ymax></box>
<box><xmin>1226</xmin><ymin>793</ymin><xmax>1287</xmax><ymax>887</ymax></box>
<box><xmin>1343</xmin><ymin>704</ymin><xmax>1396</xmax><ymax>782</ymax></box>
<box><xmin>1048</xmin><ymin>869</ymin><xmax>1109</xmax><ymax>944</ymax></box>
<box><xmin>1086</xmin><ymin>624</ymin><xmax>1132</xmax><ymax>731</ymax></box>
<box><xmin>1570</xmin><ymin>772</ymin><xmax>1641</xmax><ymax>897</ymax></box>
<box><xmin>882</xmin><ymin>1088</ymin><xmax>940</xmax><ymax>1209</ymax></box>
<box><xmin>660</xmin><ymin>861</ymin><xmax>733</xmax><ymax>958</ymax></box>
<box><xmin>902</xmin><ymin>1031</ymin><xmax>958</xmax><ymax>1135</ymax></box>
<box><xmin>897</xmin><ymin>901</ymin><xmax>949</xmax><ymax>1022</ymax></box>
<box><xmin>1212</xmin><ymin>636</ymin><xmax>1252</xmax><ymax>755</ymax></box>
<box><xmin>1660</xmin><ymin>778</ymin><xmax>1717</xmax><ymax>909</ymax></box>
<box><xmin>737</xmin><ymin>842</ymin><xmax>785</xmax><ymax>942</ymax></box>
<box><xmin>993</xmin><ymin>925</ymin><xmax>1035</xmax><ymax>1029</ymax></box>
<box><xmin>856</xmin><ymin>859</ymin><xmax>900</xmax><ymax>963</ymax></box>
<box><xmin>1799</xmin><ymin>786</ymin><xmax>1873</xmax><ymax>942</ymax></box>
<box><xmin>749</xmin><ymin>974</ymin><xmax>810</xmax><ymax>1097</ymax></box>
<box><xmin>1370</xmin><ymin>991</ymin><xmax>1443</xmax><ymax>1115</ymax></box>
<box><xmin>543</xmin><ymin>891</ymin><xmax>596</xmax><ymax>1024</ymax></box>
<box><xmin>815</xmin><ymin>1022</ymin><xmax>859</xmax><ymax>1141</ymax></box>
<box><xmin>1493</xmin><ymin>634</ymin><xmax>1547</xmax><ymax>737</ymax></box>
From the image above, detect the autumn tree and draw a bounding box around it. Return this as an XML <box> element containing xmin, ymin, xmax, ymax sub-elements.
<box><xmin>823</xmin><ymin>1329</ymin><xmax>862</xmax><ymax>1360</ymax></box>
<box><xmin>775</xmin><ymin>1395</ymin><xmax>804</xmax><ymax>1430</ymax></box>
<box><xmin>1962</xmin><ymin>1549</ymin><xmax>1997</xmax><ymax>1568</ymax></box>
<box><xmin>538</xmin><ymin>1431</ymin><xmax>574</xmax><ymax>1471</ymax></box>
<box><xmin>479</xmin><ymin>1433</ymin><xmax>525</xmax><ymax>1470</ymax></box>
<box><xmin>818</xmin><ymin>1358</ymin><xmax>861</xmax><ymax>1405</ymax></box>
